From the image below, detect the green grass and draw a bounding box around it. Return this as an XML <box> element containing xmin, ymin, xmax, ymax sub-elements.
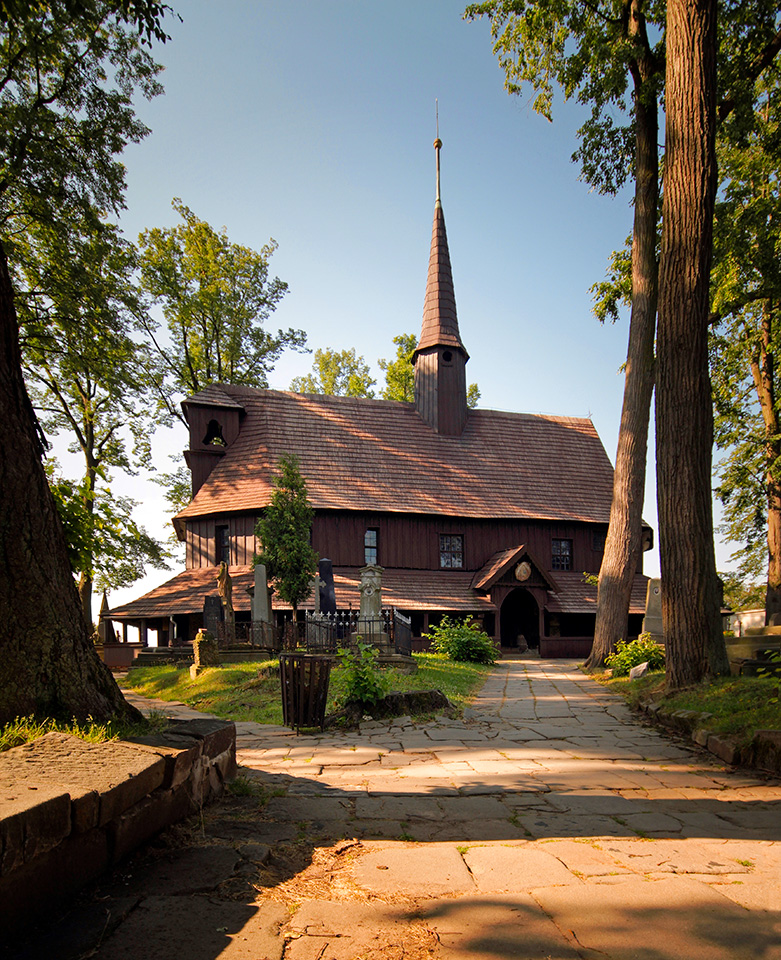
<box><xmin>0</xmin><ymin>713</ymin><xmax>163</xmax><ymax>754</ymax></box>
<box><xmin>595</xmin><ymin>670</ymin><xmax>781</xmax><ymax>747</ymax></box>
<box><xmin>123</xmin><ymin>652</ymin><xmax>493</xmax><ymax>725</ymax></box>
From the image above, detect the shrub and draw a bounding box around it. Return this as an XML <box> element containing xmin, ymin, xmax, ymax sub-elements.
<box><xmin>605</xmin><ymin>633</ymin><xmax>665</xmax><ymax>677</ymax></box>
<box><xmin>337</xmin><ymin>640</ymin><xmax>388</xmax><ymax>709</ymax></box>
<box><xmin>424</xmin><ymin>616</ymin><xmax>498</xmax><ymax>664</ymax></box>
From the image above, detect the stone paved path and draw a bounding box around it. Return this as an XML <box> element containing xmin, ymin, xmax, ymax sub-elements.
<box><xmin>16</xmin><ymin>660</ymin><xmax>781</xmax><ymax>960</ymax></box>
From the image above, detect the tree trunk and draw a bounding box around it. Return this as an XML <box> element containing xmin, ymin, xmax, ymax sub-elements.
<box><xmin>0</xmin><ymin>242</ymin><xmax>139</xmax><ymax>725</ymax></box>
<box><xmin>656</xmin><ymin>0</ymin><xmax>729</xmax><ymax>689</ymax></box>
<box><xmin>587</xmin><ymin>68</ymin><xmax>659</xmax><ymax>669</ymax></box>
<box><xmin>751</xmin><ymin>300</ymin><xmax>781</xmax><ymax>624</ymax></box>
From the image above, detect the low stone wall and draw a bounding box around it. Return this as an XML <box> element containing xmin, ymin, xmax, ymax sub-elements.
<box><xmin>637</xmin><ymin>701</ymin><xmax>781</xmax><ymax>775</ymax></box>
<box><xmin>0</xmin><ymin>718</ymin><xmax>236</xmax><ymax>932</ymax></box>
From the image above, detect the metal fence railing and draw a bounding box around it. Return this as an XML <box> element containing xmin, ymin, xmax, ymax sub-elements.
<box><xmin>215</xmin><ymin>608</ymin><xmax>414</xmax><ymax>658</ymax></box>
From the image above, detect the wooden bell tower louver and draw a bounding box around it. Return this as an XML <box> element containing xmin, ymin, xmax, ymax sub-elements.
<box><xmin>413</xmin><ymin>135</ymin><xmax>469</xmax><ymax>436</ymax></box>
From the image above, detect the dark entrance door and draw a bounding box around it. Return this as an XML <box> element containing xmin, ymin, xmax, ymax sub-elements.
<box><xmin>500</xmin><ymin>589</ymin><xmax>540</xmax><ymax>648</ymax></box>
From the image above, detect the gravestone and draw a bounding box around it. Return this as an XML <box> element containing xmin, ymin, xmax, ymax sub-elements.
<box><xmin>217</xmin><ymin>562</ymin><xmax>235</xmax><ymax>643</ymax></box>
<box><xmin>97</xmin><ymin>591</ymin><xmax>117</xmax><ymax>644</ymax></box>
<box><xmin>191</xmin><ymin>627</ymin><xmax>220</xmax><ymax>678</ymax></box>
<box><xmin>318</xmin><ymin>558</ymin><xmax>337</xmax><ymax>616</ymax></box>
<box><xmin>642</xmin><ymin>578</ymin><xmax>664</xmax><ymax>644</ymax></box>
<box><xmin>203</xmin><ymin>595</ymin><xmax>222</xmax><ymax>636</ymax></box>
<box><xmin>249</xmin><ymin>563</ymin><xmax>272</xmax><ymax>623</ymax></box>
<box><xmin>354</xmin><ymin>564</ymin><xmax>391</xmax><ymax>652</ymax></box>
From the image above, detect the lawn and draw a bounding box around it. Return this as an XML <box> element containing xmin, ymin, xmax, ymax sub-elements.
<box><xmin>122</xmin><ymin>653</ymin><xmax>494</xmax><ymax>726</ymax></box>
<box><xmin>595</xmin><ymin>670</ymin><xmax>781</xmax><ymax>747</ymax></box>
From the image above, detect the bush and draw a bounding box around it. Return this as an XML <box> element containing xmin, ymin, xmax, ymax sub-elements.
<box><xmin>605</xmin><ymin>633</ymin><xmax>665</xmax><ymax>677</ymax></box>
<box><xmin>424</xmin><ymin>616</ymin><xmax>498</xmax><ymax>664</ymax></box>
<box><xmin>337</xmin><ymin>640</ymin><xmax>388</xmax><ymax>709</ymax></box>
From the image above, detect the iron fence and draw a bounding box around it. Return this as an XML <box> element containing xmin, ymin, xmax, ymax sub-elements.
<box><xmin>215</xmin><ymin>608</ymin><xmax>413</xmax><ymax>657</ymax></box>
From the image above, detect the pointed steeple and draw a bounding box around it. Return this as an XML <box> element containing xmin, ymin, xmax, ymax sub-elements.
<box><xmin>414</xmin><ymin>136</ymin><xmax>469</xmax><ymax>436</ymax></box>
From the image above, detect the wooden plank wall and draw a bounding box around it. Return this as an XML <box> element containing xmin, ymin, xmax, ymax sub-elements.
<box><xmin>310</xmin><ymin>512</ymin><xmax>612</xmax><ymax>574</ymax></box>
<box><xmin>186</xmin><ymin>514</ymin><xmax>258</xmax><ymax>568</ymax></box>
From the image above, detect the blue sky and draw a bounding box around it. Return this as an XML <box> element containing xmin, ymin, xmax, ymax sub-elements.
<box><xmin>92</xmin><ymin>0</ymin><xmax>697</xmax><ymax>607</ymax></box>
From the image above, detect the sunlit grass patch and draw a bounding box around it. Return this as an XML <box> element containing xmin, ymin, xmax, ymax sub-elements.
<box><xmin>0</xmin><ymin>713</ymin><xmax>157</xmax><ymax>753</ymax></box>
<box><xmin>594</xmin><ymin>669</ymin><xmax>781</xmax><ymax>746</ymax></box>
<box><xmin>124</xmin><ymin>652</ymin><xmax>494</xmax><ymax>725</ymax></box>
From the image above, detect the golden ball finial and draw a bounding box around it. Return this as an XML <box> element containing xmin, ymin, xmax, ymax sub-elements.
<box><xmin>434</xmin><ymin>137</ymin><xmax>442</xmax><ymax>149</ymax></box>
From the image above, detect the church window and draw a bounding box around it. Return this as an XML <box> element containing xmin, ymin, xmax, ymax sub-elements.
<box><xmin>216</xmin><ymin>524</ymin><xmax>230</xmax><ymax>565</ymax></box>
<box><xmin>440</xmin><ymin>534</ymin><xmax>464</xmax><ymax>568</ymax></box>
<box><xmin>552</xmin><ymin>538</ymin><xmax>573</xmax><ymax>571</ymax></box>
<box><xmin>364</xmin><ymin>527</ymin><xmax>379</xmax><ymax>565</ymax></box>
<box><xmin>592</xmin><ymin>531</ymin><xmax>606</xmax><ymax>552</ymax></box>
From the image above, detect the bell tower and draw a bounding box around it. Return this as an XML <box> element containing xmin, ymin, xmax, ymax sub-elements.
<box><xmin>413</xmin><ymin>135</ymin><xmax>469</xmax><ymax>436</ymax></box>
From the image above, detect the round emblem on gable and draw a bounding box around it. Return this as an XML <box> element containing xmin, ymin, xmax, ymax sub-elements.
<box><xmin>515</xmin><ymin>561</ymin><xmax>531</xmax><ymax>582</ymax></box>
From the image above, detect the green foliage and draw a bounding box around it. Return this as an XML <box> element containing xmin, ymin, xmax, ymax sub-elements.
<box><xmin>0</xmin><ymin>3</ymin><xmax>165</xmax><ymax>233</ymax></box>
<box><xmin>255</xmin><ymin>454</ymin><xmax>318</xmax><ymax>613</ymax></box>
<box><xmin>14</xmin><ymin>213</ymin><xmax>170</xmax><ymax>616</ymax></box>
<box><xmin>379</xmin><ymin>333</ymin><xmax>416</xmax><ymax>401</ymax></box>
<box><xmin>377</xmin><ymin>332</ymin><xmax>480</xmax><ymax>406</ymax></box>
<box><xmin>720</xmin><ymin>571</ymin><xmax>765</xmax><ymax>612</ymax></box>
<box><xmin>47</xmin><ymin>463</ymin><xmax>170</xmax><ymax>594</ymax></box>
<box><xmin>600</xmin><ymin>672</ymin><xmax>781</xmax><ymax>744</ymax></box>
<box><xmin>0</xmin><ymin>711</ymin><xmax>156</xmax><ymax>753</ymax></box>
<box><xmin>465</xmin><ymin>0</ymin><xmax>665</xmax><ymax>197</ymax></box>
<box><xmin>336</xmin><ymin>640</ymin><xmax>388</xmax><ymax>709</ymax></box>
<box><xmin>424</xmin><ymin>616</ymin><xmax>498</xmax><ymax>664</ymax></box>
<box><xmin>291</xmin><ymin>347</ymin><xmax>376</xmax><ymax>397</ymax></box>
<box><xmin>126</xmin><ymin>654</ymin><xmax>493</xmax><ymax>725</ymax></box>
<box><xmin>711</xmin><ymin>65</ymin><xmax>781</xmax><ymax>590</ymax></box>
<box><xmin>138</xmin><ymin>198</ymin><xmax>306</xmax><ymax>424</ymax></box>
<box><xmin>605</xmin><ymin>634</ymin><xmax>665</xmax><ymax>677</ymax></box>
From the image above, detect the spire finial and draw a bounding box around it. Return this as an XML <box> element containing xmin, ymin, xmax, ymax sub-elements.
<box><xmin>434</xmin><ymin>99</ymin><xmax>442</xmax><ymax>204</ymax></box>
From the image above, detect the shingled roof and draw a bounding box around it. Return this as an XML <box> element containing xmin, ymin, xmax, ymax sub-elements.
<box><xmin>108</xmin><ymin>564</ymin><xmax>649</xmax><ymax>621</ymax></box>
<box><xmin>175</xmin><ymin>387</ymin><xmax>616</xmax><ymax>526</ymax></box>
<box><xmin>109</xmin><ymin>565</ymin><xmax>495</xmax><ymax>619</ymax></box>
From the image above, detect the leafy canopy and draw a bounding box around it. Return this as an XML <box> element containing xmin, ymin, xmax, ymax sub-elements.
<box><xmin>139</xmin><ymin>199</ymin><xmax>307</xmax><ymax>424</ymax></box>
<box><xmin>291</xmin><ymin>347</ymin><xmax>376</xmax><ymax>398</ymax></box>
<box><xmin>255</xmin><ymin>454</ymin><xmax>318</xmax><ymax>614</ymax></box>
<box><xmin>0</xmin><ymin>1</ymin><xmax>165</xmax><ymax>232</ymax></box>
<box><xmin>378</xmin><ymin>333</ymin><xmax>416</xmax><ymax>401</ymax></box>
<box><xmin>15</xmin><ymin>213</ymin><xmax>169</xmax><ymax>613</ymax></box>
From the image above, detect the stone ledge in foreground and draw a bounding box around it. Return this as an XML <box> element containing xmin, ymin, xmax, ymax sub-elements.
<box><xmin>0</xmin><ymin>718</ymin><xmax>236</xmax><ymax>932</ymax></box>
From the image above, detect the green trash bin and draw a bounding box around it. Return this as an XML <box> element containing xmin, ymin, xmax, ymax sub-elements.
<box><xmin>279</xmin><ymin>653</ymin><xmax>332</xmax><ymax>733</ymax></box>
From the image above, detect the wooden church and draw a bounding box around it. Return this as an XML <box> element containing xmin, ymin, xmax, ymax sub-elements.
<box><xmin>109</xmin><ymin>139</ymin><xmax>651</xmax><ymax>657</ymax></box>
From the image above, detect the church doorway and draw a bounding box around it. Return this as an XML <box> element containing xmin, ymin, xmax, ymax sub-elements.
<box><xmin>500</xmin><ymin>589</ymin><xmax>540</xmax><ymax>649</ymax></box>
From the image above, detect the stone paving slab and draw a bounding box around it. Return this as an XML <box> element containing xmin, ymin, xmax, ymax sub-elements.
<box><xmin>462</xmin><ymin>843</ymin><xmax>579</xmax><ymax>891</ymax></box>
<box><xmin>533</xmin><ymin>877</ymin><xmax>781</xmax><ymax>960</ymax></box>
<box><xmin>353</xmin><ymin>842</ymin><xmax>475</xmax><ymax>896</ymax></box>
<box><xmin>417</xmin><ymin>893</ymin><xmax>583</xmax><ymax>960</ymax></box>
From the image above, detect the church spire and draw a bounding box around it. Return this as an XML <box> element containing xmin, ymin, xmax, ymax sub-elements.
<box><xmin>413</xmin><ymin>134</ymin><xmax>469</xmax><ymax>436</ymax></box>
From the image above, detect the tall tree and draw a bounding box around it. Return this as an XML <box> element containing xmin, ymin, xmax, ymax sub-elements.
<box><xmin>254</xmin><ymin>454</ymin><xmax>318</xmax><ymax>618</ymax></box>
<box><xmin>379</xmin><ymin>333</ymin><xmax>416</xmax><ymax>401</ymax></box>
<box><xmin>0</xmin><ymin>0</ymin><xmax>169</xmax><ymax>724</ymax></box>
<box><xmin>656</xmin><ymin>0</ymin><xmax>729</xmax><ymax>688</ymax></box>
<box><xmin>378</xmin><ymin>331</ymin><xmax>481</xmax><ymax>406</ymax></box>
<box><xmin>138</xmin><ymin>198</ymin><xmax>306</xmax><ymax>426</ymax></box>
<box><xmin>466</xmin><ymin>0</ymin><xmax>663</xmax><ymax>669</ymax></box>
<box><xmin>291</xmin><ymin>347</ymin><xmax>376</xmax><ymax>397</ymax></box>
<box><xmin>711</xmin><ymin>64</ymin><xmax>781</xmax><ymax>623</ymax></box>
<box><xmin>15</xmin><ymin>215</ymin><xmax>169</xmax><ymax>625</ymax></box>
